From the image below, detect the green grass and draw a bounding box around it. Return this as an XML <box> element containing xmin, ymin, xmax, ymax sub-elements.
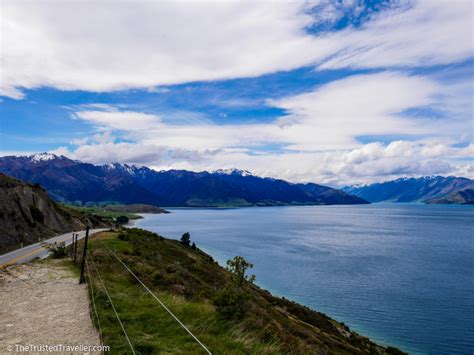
<box><xmin>63</xmin><ymin>205</ymin><xmax>142</xmax><ymax>220</ymax></box>
<box><xmin>81</xmin><ymin>233</ymin><xmax>280</xmax><ymax>353</ymax></box>
<box><xmin>74</xmin><ymin>229</ymin><xmax>403</xmax><ymax>354</ymax></box>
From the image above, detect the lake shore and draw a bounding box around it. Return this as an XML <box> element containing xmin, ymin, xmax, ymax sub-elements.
<box><xmin>135</xmin><ymin>204</ymin><xmax>474</xmax><ymax>354</ymax></box>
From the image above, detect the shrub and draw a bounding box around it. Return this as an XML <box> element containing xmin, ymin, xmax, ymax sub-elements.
<box><xmin>212</xmin><ymin>284</ymin><xmax>247</xmax><ymax>319</ymax></box>
<box><xmin>45</xmin><ymin>241</ymin><xmax>69</xmax><ymax>258</ymax></box>
<box><xmin>118</xmin><ymin>232</ymin><xmax>129</xmax><ymax>241</ymax></box>
<box><xmin>116</xmin><ymin>215</ymin><xmax>129</xmax><ymax>224</ymax></box>
<box><xmin>30</xmin><ymin>205</ymin><xmax>44</xmax><ymax>224</ymax></box>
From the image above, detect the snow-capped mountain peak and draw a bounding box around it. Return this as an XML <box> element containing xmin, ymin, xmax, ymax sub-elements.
<box><xmin>29</xmin><ymin>153</ymin><xmax>59</xmax><ymax>163</ymax></box>
<box><xmin>214</xmin><ymin>168</ymin><xmax>253</xmax><ymax>177</ymax></box>
<box><xmin>103</xmin><ymin>162</ymin><xmax>150</xmax><ymax>176</ymax></box>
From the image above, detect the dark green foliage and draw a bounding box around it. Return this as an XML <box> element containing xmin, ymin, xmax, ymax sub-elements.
<box><xmin>116</xmin><ymin>215</ymin><xmax>129</xmax><ymax>224</ymax></box>
<box><xmin>45</xmin><ymin>241</ymin><xmax>69</xmax><ymax>258</ymax></box>
<box><xmin>212</xmin><ymin>284</ymin><xmax>247</xmax><ymax>319</ymax></box>
<box><xmin>119</xmin><ymin>228</ymin><xmax>161</xmax><ymax>241</ymax></box>
<box><xmin>191</xmin><ymin>242</ymin><xmax>196</xmax><ymax>250</ymax></box>
<box><xmin>29</xmin><ymin>205</ymin><xmax>44</xmax><ymax>223</ymax></box>
<box><xmin>213</xmin><ymin>256</ymin><xmax>255</xmax><ymax>319</ymax></box>
<box><xmin>180</xmin><ymin>232</ymin><xmax>191</xmax><ymax>246</ymax></box>
<box><xmin>117</xmin><ymin>232</ymin><xmax>128</xmax><ymax>241</ymax></box>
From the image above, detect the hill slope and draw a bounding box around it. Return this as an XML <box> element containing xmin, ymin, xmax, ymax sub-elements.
<box><xmin>0</xmin><ymin>173</ymin><xmax>109</xmax><ymax>253</ymax></box>
<box><xmin>0</xmin><ymin>153</ymin><xmax>368</xmax><ymax>207</ymax></box>
<box><xmin>425</xmin><ymin>189</ymin><xmax>474</xmax><ymax>205</ymax></box>
<box><xmin>81</xmin><ymin>228</ymin><xmax>402</xmax><ymax>354</ymax></box>
<box><xmin>342</xmin><ymin>176</ymin><xmax>474</xmax><ymax>204</ymax></box>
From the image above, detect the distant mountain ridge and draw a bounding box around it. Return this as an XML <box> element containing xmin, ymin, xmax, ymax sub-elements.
<box><xmin>0</xmin><ymin>153</ymin><xmax>368</xmax><ymax>207</ymax></box>
<box><xmin>342</xmin><ymin>176</ymin><xmax>474</xmax><ymax>204</ymax></box>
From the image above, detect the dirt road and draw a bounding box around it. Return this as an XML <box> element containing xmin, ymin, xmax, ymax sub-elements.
<box><xmin>0</xmin><ymin>260</ymin><xmax>101</xmax><ymax>354</ymax></box>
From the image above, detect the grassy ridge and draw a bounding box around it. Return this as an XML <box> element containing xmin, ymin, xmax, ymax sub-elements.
<box><xmin>79</xmin><ymin>229</ymin><xmax>403</xmax><ymax>354</ymax></box>
<box><xmin>63</xmin><ymin>205</ymin><xmax>142</xmax><ymax>220</ymax></box>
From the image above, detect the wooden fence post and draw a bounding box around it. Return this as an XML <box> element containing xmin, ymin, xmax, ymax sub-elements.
<box><xmin>79</xmin><ymin>227</ymin><xmax>90</xmax><ymax>284</ymax></box>
<box><xmin>71</xmin><ymin>234</ymin><xmax>75</xmax><ymax>260</ymax></box>
<box><xmin>73</xmin><ymin>234</ymin><xmax>78</xmax><ymax>264</ymax></box>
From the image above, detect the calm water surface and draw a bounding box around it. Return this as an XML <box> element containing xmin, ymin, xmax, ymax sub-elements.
<box><xmin>135</xmin><ymin>204</ymin><xmax>474</xmax><ymax>354</ymax></box>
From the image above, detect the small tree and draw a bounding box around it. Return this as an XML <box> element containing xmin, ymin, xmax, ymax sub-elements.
<box><xmin>226</xmin><ymin>255</ymin><xmax>256</xmax><ymax>286</ymax></box>
<box><xmin>191</xmin><ymin>242</ymin><xmax>196</xmax><ymax>250</ymax></box>
<box><xmin>180</xmin><ymin>232</ymin><xmax>191</xmax><ymax>246</ymax></box>
<box><xmin>214</xmin><ymin>255</ymin><xmax>256</xmax><ymax>319</ymax></box>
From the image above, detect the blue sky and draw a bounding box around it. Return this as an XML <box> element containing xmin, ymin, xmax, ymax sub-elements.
<box><xmin>0</xmin><ymin>0</ymin><xmax>473</xmax><ymax>185</ymax></box>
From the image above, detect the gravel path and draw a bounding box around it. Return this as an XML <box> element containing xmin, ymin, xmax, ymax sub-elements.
<box><xmin>0</xmin><ymin>260</ymin><xmax>101</xmax><ymax>354</ymax></box>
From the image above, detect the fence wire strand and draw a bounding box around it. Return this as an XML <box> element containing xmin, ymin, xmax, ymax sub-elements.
<box><xmin>85</xmin><ymin>258</ymin><xmax>103</xmax><ymax>344</ymax></box>
<box><xmin>101</xmin><ymin>241</ymin><xmax>212</xmax><ymax>355</ymax></box>
<box><xmin>89</xmin><ymin>256</ymin><xmax>136</xmax><ymax>355</ymax></box>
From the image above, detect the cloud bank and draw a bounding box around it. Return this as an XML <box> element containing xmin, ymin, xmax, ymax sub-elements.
<box><xmin>53</xmin><ymin>71</ymin><xmax>473</xmax><ymax>185</ymax></box>
<box><xmin>1</xmin><ymin>0</ymin><xmax>472</xmax><ymax>98</ymax></box>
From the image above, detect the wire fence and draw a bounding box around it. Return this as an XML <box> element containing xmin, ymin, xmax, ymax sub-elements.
<box><xmin>88</xmin><ymin>255</ymin><xmax>136</xmax><ymax>354</ymax></box>
<box><xmin>82</xmin><ymin>236</ymin><xmax>212</xmax><ymax>354</ymax></box>
<box><xmin>84</xmin><ymin>259</ymin><xmax>103</xmax><ymax>344</ymax></box>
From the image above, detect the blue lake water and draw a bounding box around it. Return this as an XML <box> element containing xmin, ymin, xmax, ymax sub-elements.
<box><xmin>135</xmin><ymin>204</ymin><xmax>474</xmax><ymax>354</ymax></box>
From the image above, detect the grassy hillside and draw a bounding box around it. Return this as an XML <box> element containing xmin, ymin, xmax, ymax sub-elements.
<box><xmin>78</xmin><ymin>229</ymin><xmax>403</xmax><ymax>354</ymax></box>
<box><xmin>64</xmin><ymin>204</ymin><xmax>143</xmax><ymax>220</ymax></box>
<box><xmin>102</xmin><ymin>204</ymin><xmax>170</xmax><ymax>214</ymax></box>
<box><xmin>425</xmin><ymin>189</ymin><xmax>474</xmax><ymax>204</ymax></box>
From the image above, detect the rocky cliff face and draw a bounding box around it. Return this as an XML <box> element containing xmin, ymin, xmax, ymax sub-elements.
<box><xmin>0</xmin><ymin>173</ymin><xmax>108</xmax><ymax>253</ymax></box>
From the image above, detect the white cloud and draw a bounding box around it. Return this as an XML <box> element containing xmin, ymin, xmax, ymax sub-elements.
<box><xmin>65</xmin><ymin>142</ymin><xmax>167</xmax><ymax>166</ymax></box>
<box><xmin>318</xmin><ymin>1</ymin><xmax>473</xmax><ymax>70</ymax></box>
<box><xmin>70</xmin><ymin>137</ymin><xmax>89</xmax><ymax>146</ymax></box>
<box><xmin>0</xmin><ymin>85</ymin><xmax>25</xmax><ymax>100</ymax></box>
<box><xmin>62</xmin><ymin>71</ymin><xmax>472</xmax><ymax>184</ymax></box>
<box><xmin>1</xmin><ymin>0</ymin><xmax>472</xmax><ymax>98</ymax></box>
<box><xmin>70</xmin><ymin>72</ymin><xmax>445</xmax><ymax>151</ymax></box>
<box><xmin>269</xmin><ymin>71</ymin><xmax>441</xmax><ymax>150</ymax></box>
<box><xmin>73</xmin><ymin>110</ymin><xmax>161</xmax><ymax>131</ymax></box>
<box><xmin>1</xmin><ymin>1</ymin><xmax>327</xmax><ymax>98</ymax></box>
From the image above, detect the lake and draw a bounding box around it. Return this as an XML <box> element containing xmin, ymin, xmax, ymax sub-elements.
<box><xmin>135</xmin><ymin>204</ymin><xmax>474</xmax><ymax>354</ymax></box>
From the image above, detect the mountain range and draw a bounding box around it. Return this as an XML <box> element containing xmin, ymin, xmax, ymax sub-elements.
<box><xmin>0</xmin><ymin>153</ymin><xmax>368</xmax><ymax>207</ymax></box>
<box><xmin>342</xmin><ymin>176</ymin><xmax>474</xmax><ymax>204</ymax></box>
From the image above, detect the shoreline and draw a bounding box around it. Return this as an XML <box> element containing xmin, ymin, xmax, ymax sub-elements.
<box><xmin>132</xmin><ymin>205</ymin><xmax>474</xmax><ymax>354</ymax></box>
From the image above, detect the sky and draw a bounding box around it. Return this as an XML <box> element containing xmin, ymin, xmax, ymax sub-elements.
<box><xmin>0</xmin><ymin>0</ymin><xmax>473</xmax><ymax>186</ymax></box>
